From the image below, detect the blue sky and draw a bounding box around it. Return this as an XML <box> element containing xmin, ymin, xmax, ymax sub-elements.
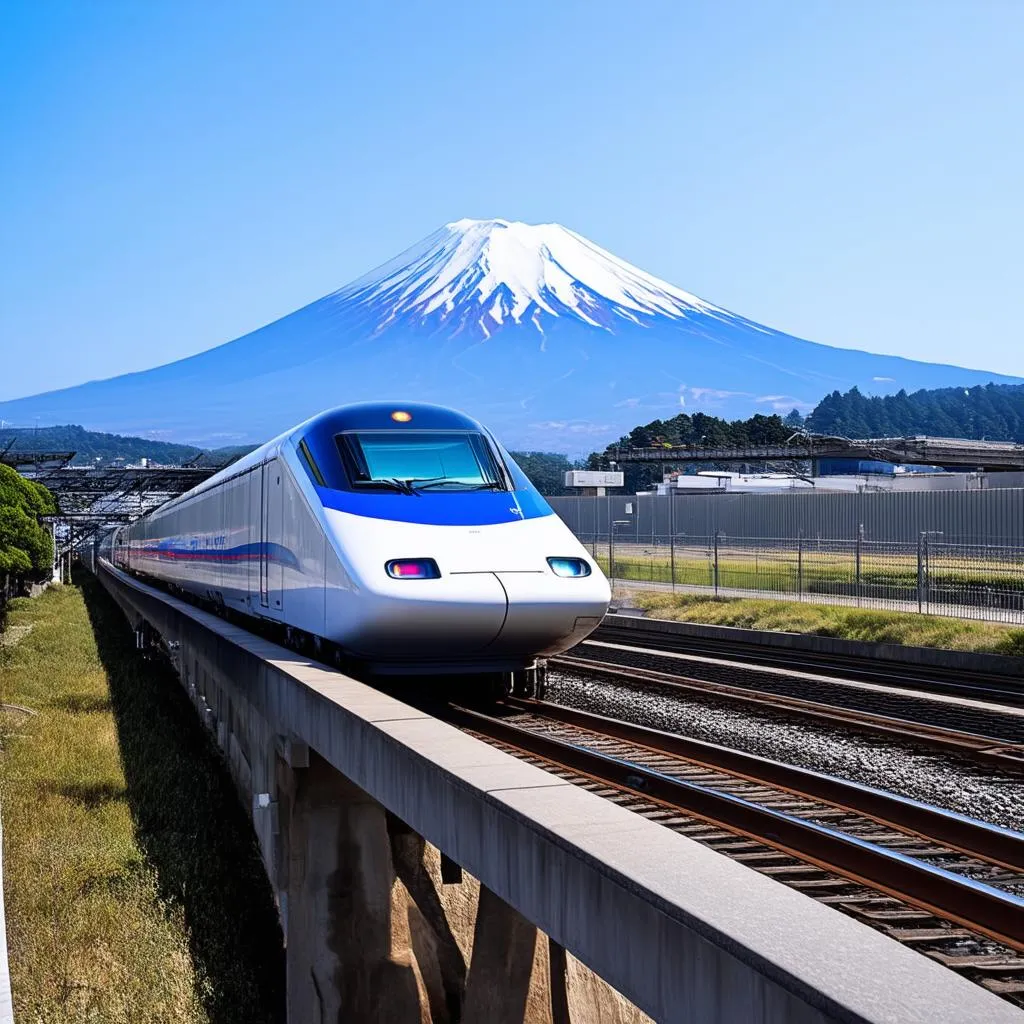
<box><xmin>2</xmin><ymin>1</ymin><xmax>1022</xmax><ymax>403</ymax></box>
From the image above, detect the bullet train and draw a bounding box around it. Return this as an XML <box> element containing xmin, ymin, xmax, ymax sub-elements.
<box><xmin>100</xmin><ymin>402</ymin><xmax>610</xmax><ymax>679</ymax></box>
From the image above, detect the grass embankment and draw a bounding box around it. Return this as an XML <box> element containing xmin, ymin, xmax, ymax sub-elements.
<box><xmin>598</xmin><ymin>546</ymin><xmax>1024</xmax><ymax>597</ymax></box>
<box><xmin>0</xmin><ymin>577</ymin><xmax>283</xmax><ymax>1023</ymax></box>
<box><xmin>625</xmin><ymin>591</ymin><xmax>1024</xmax><ymax>657</ymax></box>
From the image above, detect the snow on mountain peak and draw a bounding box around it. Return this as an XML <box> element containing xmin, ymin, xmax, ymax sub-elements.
<box><xmin>337</xmin><ymin>218</ymin><xmax>721</xmax><ymax>333</ymax></box>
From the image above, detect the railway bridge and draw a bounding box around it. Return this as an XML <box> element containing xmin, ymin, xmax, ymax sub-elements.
<box><xmin>90</xmin><ymin>560</ymin><xmax>1018</xmax><ymax>1024</ymax></box>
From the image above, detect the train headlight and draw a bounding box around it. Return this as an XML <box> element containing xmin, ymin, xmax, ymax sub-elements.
<box><xmin>385</xmin><ymin>558</ymin><xmax>441</xmax><ymax>579</ymax></box>
<box><xmin>547</xmin><ymin>557</ymin><xmax>591</xmax><ymax>578</ymax></box>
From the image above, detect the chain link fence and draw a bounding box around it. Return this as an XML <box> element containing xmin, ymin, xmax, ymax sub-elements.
<box><xmin>576</xmin><ymin>531</ymin><xmax>1024</xmax><ymax>624</ymax></box>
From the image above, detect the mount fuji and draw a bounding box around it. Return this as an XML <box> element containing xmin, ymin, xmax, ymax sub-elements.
<box><xmin>3</xmin><ymin>218</ymin><xmax>1020</xmax><ymax>452</ymax></box>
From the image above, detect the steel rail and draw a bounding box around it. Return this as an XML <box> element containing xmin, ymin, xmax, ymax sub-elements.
<box><xmin>445</xmin><ymin>703</ymin><xmax>1024</xmax><ymax>953</ymax></box>
<box><xmin>504</xmin><ymin>695</ymin><xmax>1024</xmax><ymax>873</ymax></box>
<box><xmin>550</xmin><ymin>653</ymin><xmax>1024</xmax><ymax>770</ymax></box>
<box><xmin>591</xmin><ymin>623</ymin><xmax>1024</xmax><ymax>705</ymax></box>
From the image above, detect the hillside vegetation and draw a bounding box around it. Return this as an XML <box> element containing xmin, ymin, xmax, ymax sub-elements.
<box><xmin>1</xmin><ymin>424</ymin><xmax>204</xmax><ymax>466</ymax></box>
<box><xmin>805</xmin><ymin>383</ymin><xmax>1024</xmax><ymax>440</ymax></box>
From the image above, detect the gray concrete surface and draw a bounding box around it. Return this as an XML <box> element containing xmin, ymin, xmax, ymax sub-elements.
<box><xmin>98</xmin><ymin>563</ymin><xmax>1024</xmax><ymax>1024</ymax></box>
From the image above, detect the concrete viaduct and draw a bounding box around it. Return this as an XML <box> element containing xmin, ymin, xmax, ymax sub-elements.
<box><xmin>94</xmin><ymin>562</ymin><xmax>1019</xmax><ymax>1024</ymax></box>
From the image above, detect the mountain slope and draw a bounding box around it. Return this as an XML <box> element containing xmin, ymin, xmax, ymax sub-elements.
<box><xmin>2</xmin><ymin>218</ymin><xmax>1020</xmax><ymax>452</ymax></box>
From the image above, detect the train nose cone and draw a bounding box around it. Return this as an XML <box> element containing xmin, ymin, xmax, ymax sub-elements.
<box><xmin>488</xmin><ymin>571</ymin><xmax>610</xmax><ymax>655</ymax></box>
<box><xmin>346</xmin><ymin>571</ymin><xmax>509</xmax><ymax>656</ymax></box>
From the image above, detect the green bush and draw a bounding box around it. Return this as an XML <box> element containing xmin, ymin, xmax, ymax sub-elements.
<box><xmin>0</xmin><ymin>464</ymin><xmax>56</xmax><ymax>577</ymax></box>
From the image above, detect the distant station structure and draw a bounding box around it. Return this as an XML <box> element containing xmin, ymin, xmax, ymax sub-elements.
<box><xmin>0</xmin><ymin>445</ymin><xmax>222</xmax><ymax>574</ymax></box>
<box><xmin>608</xmin><ymin>434</ymin><xmax>1024</xmax><ymax>472</ymax></box>
<box><xmin>563</xmin><ymin>469</ymin><xmax>625</xmax><ymax>496</ymax></box>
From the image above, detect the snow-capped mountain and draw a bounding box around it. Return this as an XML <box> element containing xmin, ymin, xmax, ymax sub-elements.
<box><xmin>2</xmin><ymin>218</ymin><xmax>1020</xmax><ymax>451</ymax></box>
<box><xmin>337</xmin><ymin>218</ymin><xmax>721</xmax><ymax>332</ymax></box>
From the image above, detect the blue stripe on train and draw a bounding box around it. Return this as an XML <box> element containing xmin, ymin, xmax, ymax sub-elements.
<box><xmin>132</xmin><ymin>541</ymin><xmax>301</xmax><ymax>570</ymax></box>
<box><xmin>314</xmin><ymin>487</ymin><xmax>552</xmax><ymax>525</ymax></box>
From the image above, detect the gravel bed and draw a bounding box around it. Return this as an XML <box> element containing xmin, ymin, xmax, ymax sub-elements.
<box><xmin>546</xmin><ymin>670</ymin><xmax>1024</xmax><ymax>833</ymax></box>
<box><xmin>577</xmin><ymin>643</ymin><xmax>1024</xmax><ymax>744</ymax></box>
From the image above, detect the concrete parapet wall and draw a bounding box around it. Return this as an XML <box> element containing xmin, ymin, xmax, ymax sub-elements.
<box><xmin>97</xmin><ymin>563</ymin><xmax>1022</xmax><ymax>1024</ymax></box>
<box><xmin>603</xmin><ymin>609</ymin><xmax>1024</xmax><ymax>676</ymax></box>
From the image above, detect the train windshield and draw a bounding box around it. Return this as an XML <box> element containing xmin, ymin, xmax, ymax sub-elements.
<box><xmin>335</xmin><ymin>431</ymin><xmax>508</xmax><ymax>492</ymax></box>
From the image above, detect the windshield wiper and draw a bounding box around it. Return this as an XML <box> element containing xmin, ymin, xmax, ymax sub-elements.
<box><xmin>367</xmin><ymin>478</ymin><xmax>420</xmax><ymax>495</ymax></box>
<box><xmin>413</xmin><ymin>479</ymin><xmax>504</xmax><ymax>492</ymax></box>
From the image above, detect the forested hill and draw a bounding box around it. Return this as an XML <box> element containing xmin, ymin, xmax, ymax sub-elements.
<box><xmin>0</xmin><ymin>425</ymin><xmax>204</xmax><ymax>466</ymax></box>
<box><xmin>805</xmin><ymin>383</ymin><xmax>1024</xmax><ymax>440</ymax></box>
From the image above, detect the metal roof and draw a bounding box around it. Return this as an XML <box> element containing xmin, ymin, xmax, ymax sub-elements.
<box><xmin>609</xmin><ymin>435</ymin><xmax>1024</xmax><ymax>470</ymax></box>
<box><xmin>2</xmin><ymin>450</ymin><xmax>221</xmax><ymax>544</ymax></box>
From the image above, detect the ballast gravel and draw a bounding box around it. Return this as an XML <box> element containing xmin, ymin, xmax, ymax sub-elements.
<box><xmin>546</xmin><ymin>670</ymin><xmax>1024</xmax><ymax>833</ymax></box>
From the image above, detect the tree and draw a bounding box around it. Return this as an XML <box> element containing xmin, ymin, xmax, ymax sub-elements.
<box><xmin>586</xmin><ymin>409</ymin><xmax>793</xmax><ymax>482</ymax></box>
<box><xmin>805</xmin><ymin>383</ymin><xmax>1024</xmax><ymax>440</ymax></box>
<box><xmin>508</xmin><ymin>451</ymin><xmax>576</xmax><ymax>495</ymax></box>
<box><xmin>0</xmin><ymin>465</ymin><xmax>56</xmax><ymax>578</ymax></box>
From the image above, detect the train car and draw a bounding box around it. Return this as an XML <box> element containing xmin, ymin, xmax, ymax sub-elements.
<box><xmin>101</xmin><ymin>402</ymin><xmax>610</xmax><ymax>677</ymax></box>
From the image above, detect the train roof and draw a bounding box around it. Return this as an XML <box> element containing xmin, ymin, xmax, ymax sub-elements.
<box><xmin>306</xmin><ymin>402</ymin><xmax>486</xmax><ymax>433</ymax></box>
<box><xmin>148</xmin><ymin>402</ymin><xmax>490</xmax><ymax>513</ymax></box>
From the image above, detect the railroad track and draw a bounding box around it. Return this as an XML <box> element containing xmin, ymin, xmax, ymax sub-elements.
<box><xmin>592</xmin><ymin>620</ymin><xmax>1024</xmax><ymax>706</ymax></box>
<box><xmin>548</xmin><ymin>653</ymin><xmax>1024</xmax><ymax>771</ymax></box>
<box><xmin>444</xmin><ymin>696</ymin><xmax>1024</xmax><ymax>1006</ymax></box>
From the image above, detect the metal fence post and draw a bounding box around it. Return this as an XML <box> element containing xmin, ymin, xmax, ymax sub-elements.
<box><xmin>855</xmin><ymin>523</ymin><xmax>863</xmax><ymax>607</ymax></box>
<box><xmin>669</xmin><ymin>495</ymin><xmax>676</xmax><ymax>592</ymax></box>
<box><xmin>606</xmin><ymin>493</ymin><xmax>613</xmax><ymax>584</ymax></box>
<box><xmin>713</xmin><ymin>531</ymin><xmax>720</xmax><ymax>597</ymax></box>
<box><xmin>797</xmin><ymin>531</ymin><xmax>804</xmax><ymax>600</ymax></box>
<box><xmin>921</xmin><ymin>532</ymin><xmax>929</xmax><ymax>610</ymax></box>
<box><xmin>924</xmin><ymin>533</ymin><xmax>930</xmax><ymax>612</ymax></box>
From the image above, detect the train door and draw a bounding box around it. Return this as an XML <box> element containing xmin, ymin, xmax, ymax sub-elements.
<box><xmin>259</xmin><ymin>465</ymin><xmax>269</xmax><ymax>607</ymax></box>
<box><xmin>260</xmin><ymin>460</ymin><xmax>285</xmax><ymax>613</ymax></box>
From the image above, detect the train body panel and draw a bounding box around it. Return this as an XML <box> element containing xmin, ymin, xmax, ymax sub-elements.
<box><xmin>104</xmin><ymin>402</ymin><xmax>610</xmax><ymax>675</ymax></box>
<box><xmin>319</xmin><ymin>507</ymin><xmax>608</xmax><ymax>662</ymax></box>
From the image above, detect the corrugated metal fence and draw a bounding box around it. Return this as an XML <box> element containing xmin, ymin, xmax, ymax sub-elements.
<box><xmin>548</xmin><ymin>488</ymin><xmax>1024</xmax><ymax>546</ymax></box>
<box><xmin>549</xmin><ymin>490</ymin><xmax>1024</xmax><ymax>624</ymax></box>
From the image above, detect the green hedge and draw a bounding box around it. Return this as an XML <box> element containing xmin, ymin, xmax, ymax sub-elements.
<box><xmin>0</xmin><ymin>464</ymin><xmax>56</xmax><ymax>577</ymax></box>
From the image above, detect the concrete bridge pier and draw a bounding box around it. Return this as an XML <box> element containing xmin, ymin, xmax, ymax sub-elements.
<box><xmin>461</xmin><ymin>885</ymin><xmax>541</xmax><ymax>1024</ymax></box>
<box><xmin>274</xmin><ymin>745</ymin><xmax>565</xmax><ymax>1024</ymax></box>
<box><xmin>278</xmin><ymin>750</ymin><xmax>427</xmax><ymax>1024</ymax></box>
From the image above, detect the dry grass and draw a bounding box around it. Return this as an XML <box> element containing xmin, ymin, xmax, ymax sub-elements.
<box><xmin>0</xmin><ymin>578</ymin><xmax>283</xmax><ymax>1023</ymax></box>
<box><xmin>626</xmin><ymin>590</ymin><xmax>1024</xmax><ymax>656</ymax></box>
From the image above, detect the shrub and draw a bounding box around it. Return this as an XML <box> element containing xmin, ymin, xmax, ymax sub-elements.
<box><xmin>0</xmin><ymin>464</ymin><xmax>55</xmax><ymax>578</ymax></box>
